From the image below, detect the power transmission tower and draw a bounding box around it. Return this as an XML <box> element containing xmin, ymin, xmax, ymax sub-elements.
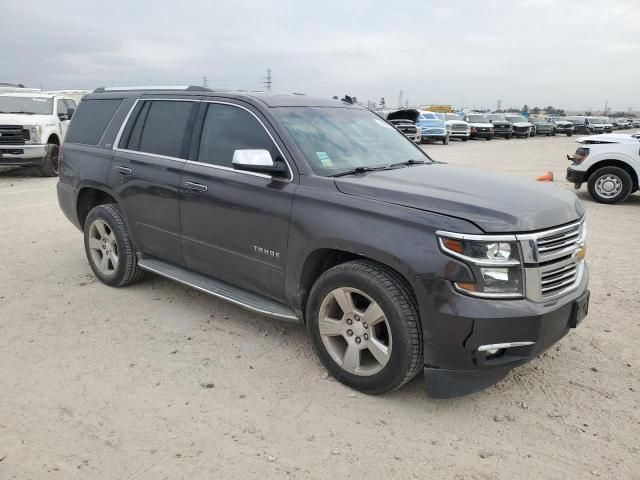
<box><xmin>604</xmin><ymin>99</ymin><xmax>608</xmax><ymax>115</ymax></box>
<box><xmin>263</xmin><ymin>69</ymin><xmax>272</xmax><ymax>93</ymax></box>
<box><xmin>202</xmin><ymin>76</ymin><xmax>208</xmax><ymax>88</ymax></box>
<box><xmin>398</xmin><ymin>90</ymin><xmax>403</xmax><ymax>109</ymax></box>
<box><xmin>496</xmin><ymin>99</ymin><xmax>502</xmax><ymax>111</ymax></box>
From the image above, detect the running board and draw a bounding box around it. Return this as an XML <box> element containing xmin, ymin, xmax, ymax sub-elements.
<box><xmin>137</xmin><ymin>256</ymin><xmax>300</xmax><ymax>322</ymax></box>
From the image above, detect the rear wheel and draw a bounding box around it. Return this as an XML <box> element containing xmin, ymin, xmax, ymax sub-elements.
<box><xmin>587</xmin><ymin>166</ymin><xmax>633</xmax><ymax>204</ymax></box>
<box><xmin>307</xmin><ymin>260</ymin><xmax>423</xmax><ymax>394</ymax></box>
<box><xmin>84</xmin><ymin>204</ymin><xmax>144</xmax><ymax>286</ymax></box>
<box><xmin>38</xmin><ymin>144</ymin><xmax>60</xmax><ymax>177</ymax></box>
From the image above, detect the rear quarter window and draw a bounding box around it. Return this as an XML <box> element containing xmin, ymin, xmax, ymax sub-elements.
<box><xmin>65</xmin><ymin>99</ymin><xmax>123</xmax><ymax>145</ymax></box>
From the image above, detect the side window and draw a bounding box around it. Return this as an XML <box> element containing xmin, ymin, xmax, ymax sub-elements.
<box><xmin>57</xmin><ymin>99</ymin><xmax>69</xmax><ymax>116</ymax></box>
<box><xmin>66</xmin><ymin>99</ymin><xmax>77</xmax><ymax>110</ymax></box>
<box><xmin>197</xmin><ymin>103</ymin><xmax>280</xmax><ymax>169</ymax></box>
<box><xmin>65</xmin><ymin>99</ymin><xmax>123</xmax><ymax>145</ymax></box>
<box><xmin>125</xmin><ymin>100</ymin><xmax>194</xmax><ymax>159</ymax></box>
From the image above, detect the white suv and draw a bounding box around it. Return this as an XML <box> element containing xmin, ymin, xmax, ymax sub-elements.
<box><xmin>566</xmin><ymin>133</ymin><xmax>640</xmax><ymax>204</ymax></box>
<box><xmin>0</xmin><ymin>92</ymin><xmax>79</xmax><ymax>176</ymax></box>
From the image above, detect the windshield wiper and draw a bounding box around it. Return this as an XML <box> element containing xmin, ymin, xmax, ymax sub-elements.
<box><xmin>330</xmin><ymin>166</ymin><xmax>396</xmax><ymax>177</ymax></box>
<box><xmin>389</xmin><ymin>159</ymin><xmax>427</xmax><ymax>168</ymax></box>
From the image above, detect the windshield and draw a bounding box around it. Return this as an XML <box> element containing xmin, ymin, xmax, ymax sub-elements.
<box><xmin>0</xmin><ymin>96</ymin><xmax>53</xmax><ymax>115</ymax></box>
<box><xmin>487</xmin><ymin>114</ymin><xmax>506</xmax><ymax>121</ymax></box>
<box><xmin>589</xmin><ymin>117</ymin><xmax>603</xmax><ymax>124</ymax></box>
<box><xmin>445</xmin><ymin>113</ymin><xmax>462</xmax><ymax>121</ymax></box>
<box><xmin>418</xmin><ymin>112</ymin><xmax>438</xmax><ymax>120</ymax></box>
<box><xmin>272</xmin><ymin>107</ymin><xmax>431</xmax><ymax>177</ymax></box>
<box><xmin>506</xmin><ymin>115</ymin><xmax>527</xmax><ymax>123</ymax></box>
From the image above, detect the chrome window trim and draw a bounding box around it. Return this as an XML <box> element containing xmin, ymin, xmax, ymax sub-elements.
<box><xmin>112</xmin><ymin>97</ymin><xmax>294</xmax><ymax>183</ymax></box>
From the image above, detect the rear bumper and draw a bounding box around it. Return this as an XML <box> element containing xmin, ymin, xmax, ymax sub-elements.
<box><xmin>0</xmin><ymin>144</ymin><xmax>46</xmax><ymax>167</ymax></box>
<box><xmin>415</xmin><ymin>266</ymin><xmax>589</xmax><ymax>398</ymax></box>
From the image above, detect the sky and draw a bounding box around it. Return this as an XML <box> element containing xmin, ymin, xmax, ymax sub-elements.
<box><xmin>2</xmin><ymin>0</ymin><xmax>639</xmax><ymax>112</ymax></box>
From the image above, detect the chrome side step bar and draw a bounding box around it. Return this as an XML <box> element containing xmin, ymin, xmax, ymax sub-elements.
<box><xmin>137</xmin><ymin>256</ymin><xmax>300</xmax><ymax>322</ymax></box>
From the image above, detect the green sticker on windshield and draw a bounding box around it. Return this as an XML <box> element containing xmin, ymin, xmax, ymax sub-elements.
<box><xmin>316</xmin><ymin>151</ymin><xmax>333</xmax><ymax>167</ymax></box>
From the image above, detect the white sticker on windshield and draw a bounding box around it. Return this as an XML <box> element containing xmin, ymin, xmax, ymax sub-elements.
<box><xmin>374</xmin><ymin>119</ymin><xmax>393</xmax><ymax>129</ymax></box>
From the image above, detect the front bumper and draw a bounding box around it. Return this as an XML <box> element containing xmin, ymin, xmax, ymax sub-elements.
<box><xmin>415</xmin><ymin>266</ymin><xmax>589</xmax><ymax>398</ymax></box>
<box><xmin>448</xmin><ymin>130</ymin><xmax>470</xmax><ymax>138</ymax></box>
<box><xmin>470</xmin><ymin>131</ymin><xmax>493</xmax><ymax>139</ymax></box>
<box><xmin>0</xmin><ymin>144</ymin><xmax>47</xmax><ymax>167</ymax></box>
<box><xmin>566</xmin><ymin>167</ymin><xmax>587</xmax><ymax>186</ymax></box>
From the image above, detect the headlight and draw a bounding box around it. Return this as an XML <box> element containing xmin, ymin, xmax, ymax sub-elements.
<box><xmin>24</xmin><ymin>125</ymin><xmax>42</xmax><ymax>144</ymax></box>
<box><xmin>437</xmin><ymin>233</ymin><xmax>524</xmax><ymax>298</ymax></box>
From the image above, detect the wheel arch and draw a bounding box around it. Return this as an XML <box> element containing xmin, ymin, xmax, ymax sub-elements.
<box><xmin>76</xmin><ymin>186</ymin><xmax>118</xmax><ymax>228</ymax></box>
<box><xmin>46</xmin><ymin>133</ymin><xmax>60</xmax><ymax>145</ymax></box>
<box><xmin>586</xmin><ymin>159</ymin><xmax>639</xmax><ymax>190</ymax></box>
<box><xmin>297</xmin><ymin>246</ymin><xmax>419</xmax><ymax>323</ymax></box>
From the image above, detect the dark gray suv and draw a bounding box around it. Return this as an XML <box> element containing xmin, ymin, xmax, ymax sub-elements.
<box><xmin>57</xmin><ymin>87</ymin><xmax>590</xmax><ymax>398</ymax></box>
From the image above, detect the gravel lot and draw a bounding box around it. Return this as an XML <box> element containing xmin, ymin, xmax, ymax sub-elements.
<box><xmin>1</xmin><ymin>135</ymin><xmax>638</xmax><ymax>479</ymax></box>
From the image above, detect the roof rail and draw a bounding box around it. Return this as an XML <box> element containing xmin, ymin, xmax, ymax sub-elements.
<box><xmin>93</xmin><ymin>85</ymin><xmax>211</xmax><ymax>93</ymax></box>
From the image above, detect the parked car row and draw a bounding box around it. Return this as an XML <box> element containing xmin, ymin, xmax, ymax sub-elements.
<box><xmin>383</xmin><ymin>108</ymin><xmax>638</xmax><ymax>144</ymax></box>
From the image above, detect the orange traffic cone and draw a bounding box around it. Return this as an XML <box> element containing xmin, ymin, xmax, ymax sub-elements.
<box><xmin>536</xmin><ymin>171</ymin><xmax>554</xmax><ymax>182</ymax></box>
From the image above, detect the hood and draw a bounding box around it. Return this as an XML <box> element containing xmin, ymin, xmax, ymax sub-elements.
<box><xmin>445</xmin><ymin>120</ymin><xmax>468</xmax><ymax>126</ymax></box>
<box><xmin>334</xmin><ymin>164</ymin><xmax>584</xmax><ymax>233</ymax></box>
<box><xmin>387</xmin><ymin>109</ymin><xmax>419</xmax><ymax>123</ymax></box>
<box><xmin>490</xmin><ymin>120</ymin><xmax>511</xmax><ymax>126</ymax></box>
<box><xmin>576</xmin><ymin>133</ymin><xmax>640</xmax><ymax>144</ymax></box>
<box><xmin>509</xmin><ymin>121</ymin><xmax>531</xmax><ymax>128</ymax></box>
<box><xmin>554</xmin><ymin>120</ymin><xmax>573</xmax><ymax>126</ymax></box>
<box><xmin>0</xmin><ymin>113</ymin><xmax>52</xmax><ymax>125</ymax></box>
<box><xmin>468</xmin><ymin>122</ymin><xmax>493</xmax><ymax>128</ymax></box>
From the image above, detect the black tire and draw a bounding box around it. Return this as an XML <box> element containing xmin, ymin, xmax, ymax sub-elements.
<box><xmin>587</xmin><ymin>166</ymin><xmax>633</xmax><ymax>204</ymax></box>
<box><xmin>486</xmin><ymin>136</ymin><xmax>492</xmax><ymax>141</ymax></box>
<box><xmin>38</xmin><ymin>144</ymin><xmax>60</xmax><ymax>177</ymax></box>
<box><xmin>83</xmin><ymin>203</ymin><xmax>144</xmax><ymax>287</ymax></box>
<box><xmin>567</xmin><ymin>132</ymin><xmax>573</xmax><ymax>137</ymax></box>
<box><xmin>462</xmin><ymin>137</ymin><xmax>468</xmax><ymax>142</ymax></box>
<box><xmin>443</xmin><ymin>136</ymin><xmax>449</xmax><ymax>145</ymax></box>
<box><xmin>306</xmin><ymin>260</ymin><xmax>423</xmax><ymax>394</ymax></box>
<box><xmin>506</xmin><ymin>134</ymin><xmax>512</xmax><ymax>140</ymax></box>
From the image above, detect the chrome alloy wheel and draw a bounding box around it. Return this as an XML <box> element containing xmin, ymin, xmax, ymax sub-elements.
<box><xmin>88</xmin><ymin>219</ymin><xmax>119</xmax><ymax>275</ymax></box>
<box><xmin>318</xmin><ymin>287</ymin><xmax>392</xmax><ymax>376</ymax></box>
<box><xmin>594</xmin><ymin>174</ymin><xmax>623</xmax><ymax>199</ymax></box>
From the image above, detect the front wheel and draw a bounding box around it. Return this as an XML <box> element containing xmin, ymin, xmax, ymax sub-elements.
<box><xmin>567</xmin><ymin>132</ymin><xmax>573</xmax><ymax>137</ymax></box>
<box><xmin>443</xmin><ymin>136</ymin><xmax>449</xmax><ymax>145</ymax></box>
<box><xmin>506</xmin><ymin>134</ymin><xmax>512</xmax><ymax>140</ymax></box>
<box><xmin>84</xmin><ymin>204</ymin><xmax>144</xmax><ymax>286</ymax></box>
<box><xmin>307</xmin><ymin>260</ymin><xmax>423</xmax><ymax>394</ymax></box>
<box><xmin>38</xmin><ymin>144</ymin><xmax>60</xmax><ymax>177</ymax></box>
<box><xmin>587</xmin><ymin>166</ymin><xmax>633</xmax><ymax>204</ymax></box>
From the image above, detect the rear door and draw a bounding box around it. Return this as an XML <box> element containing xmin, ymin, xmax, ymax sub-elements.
<box><xmin>179</xmin><ymin>100</ymin><xmax>296</xmax><ymax>301</ymax></box>
<box><xmin>112</xmin><ymin>98</ymin><xmax>199</xmax><ymax>265</ymax></box>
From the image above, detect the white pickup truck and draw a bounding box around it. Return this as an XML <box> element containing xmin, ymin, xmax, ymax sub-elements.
<box><xmin>0</xmin><ymin>91</ymin><xmax>80</xmax><ymax>176</ymax></box>
<box><xmin>566</xmin><ymin>133</ymin><xmax>640</xmax><ymax>204</ymax></box>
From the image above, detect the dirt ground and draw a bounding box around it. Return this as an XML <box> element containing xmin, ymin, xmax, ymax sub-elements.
<box><xmin>1</xmin><ymin>134</ymin><xmax>638</xmax><ymax>479</ymax></box>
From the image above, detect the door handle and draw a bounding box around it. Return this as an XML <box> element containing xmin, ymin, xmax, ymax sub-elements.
<box><xmin>184</xmin><ymin>181</ymin><xmax>208</xmax><ymax>193</ymax></box>
<box><xmin>114</xmin><ymin>165</ymin><xmax>132</xmax><ymax>176</ymax></box>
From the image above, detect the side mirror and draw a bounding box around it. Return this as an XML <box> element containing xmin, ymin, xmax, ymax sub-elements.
<box><xmin>67</xmin><ymin>108</ymin><xmax>75</xmax><ymax>120</ymax></box>
<box><xmin>232</xmin><ymin>149</ymin><xmax>287</xmax><ymax>176</ymax></box>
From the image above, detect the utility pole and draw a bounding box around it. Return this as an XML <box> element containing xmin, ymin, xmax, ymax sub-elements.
<box><xmin>398</xmin><ymin>90</ymin><xmax>403</xmax><ymax>109</ymax></box>
<box><xmin>263</xmin><ymin>69</ymin><xmax>272</xmax><ymax>93</ymax></box>
<box><xmin>202</xmin><ymin>76</ymin><xmax>208</xmax><ymax>88</ymax></box>
<box><xmin>603</xmin><ymin>99</ymin><xmax>608</xmax><ymax>115</ymax></box>
<box><xmin>496</xmin><ymin>99</ymin><xmax>502</xmax><ymax>112</ymax></box>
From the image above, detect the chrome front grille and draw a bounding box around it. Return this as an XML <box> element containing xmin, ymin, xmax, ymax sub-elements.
<box><xmin>452</xmin><ymin>124</ymin><xmax>467</xmax><ymax>131</ymax></box>
<box><xmin>517</xmin><ymin>219</ymin><xmax>587</xmax><ymax>301</ymax></box>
